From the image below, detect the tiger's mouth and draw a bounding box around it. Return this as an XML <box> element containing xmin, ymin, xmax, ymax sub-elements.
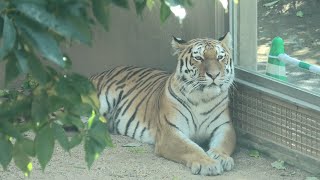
<box><xmin>195</xmin><ymin>81</ymin><xmax>220</xmax><ymax>91</ymax></box>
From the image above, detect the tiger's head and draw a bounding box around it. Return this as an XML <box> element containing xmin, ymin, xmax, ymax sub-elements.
<box><xmin>171</xmin><ymin>32</ymin><xmax>234</xmax><ymax>96</ymax></box>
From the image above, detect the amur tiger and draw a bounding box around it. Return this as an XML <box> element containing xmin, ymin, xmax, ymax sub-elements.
<box><xmin>90</xmin><ymin>32</ymin><xmax>236</xmax><ymax>176</ymax></box>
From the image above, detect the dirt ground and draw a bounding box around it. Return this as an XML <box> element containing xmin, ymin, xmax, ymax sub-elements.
<box><xmin>0</xmin><ymin>134</ymin><xmax>312</xmax><ymax>180</ymax></box>
<box><xmin>257</xmin><ymin>0</ymin><xmax>320</xmax><ymax>93</ymax></box>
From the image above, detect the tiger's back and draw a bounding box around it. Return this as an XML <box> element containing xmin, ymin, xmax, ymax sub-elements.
<box><xmin>90</xmin><ymin>66</ymin><xmax>169</xmax><ymax>144</ymax></box>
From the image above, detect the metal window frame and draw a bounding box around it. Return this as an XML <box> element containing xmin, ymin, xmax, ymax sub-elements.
<box><xmin>229</xmin><ymin>0</ymin><xmax>320</xmax><ymax>174</ymax></box>
<box><xmin>235</xmin><ymin>67</ymin><xmax>320</xmax><ymax>112</ymax></box>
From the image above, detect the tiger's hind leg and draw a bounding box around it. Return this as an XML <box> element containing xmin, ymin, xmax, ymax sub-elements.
<box><xmin>155</xmin><ymin>128</ymin><xmax>223</xmax><ymax>176</ymax></box>
<box><xmin>206</xmin><ymin>122</ymin><xmax>236</xmax><ymax>171</ymax></box>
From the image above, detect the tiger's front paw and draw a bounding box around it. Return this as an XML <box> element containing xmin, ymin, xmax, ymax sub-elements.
<box><xmin>187</xmin><ymin>158</ymin><xmax>223</xmax><ymax>176</ymax></box>
<box><xmin>207</xmin><ymin>150</ymin><xmax>234</xmax><ymax>171</ymax></box>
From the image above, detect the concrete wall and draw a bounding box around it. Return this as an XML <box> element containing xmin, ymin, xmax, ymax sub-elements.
<box><xmin>0</xmin><ymin>0</ymin><xmax>227</xmax><ymax>88</ymax></box>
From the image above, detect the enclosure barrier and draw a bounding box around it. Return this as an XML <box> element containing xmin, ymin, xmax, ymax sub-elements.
<box><xmin>266</xmin><ymin>37</ymin><xmax>320</xmax><ymax>81</ymax></box>
<box><xmin>231</xmin><ymin>67</ymin><xmax>320</xmax><ymax>175</ymax></box>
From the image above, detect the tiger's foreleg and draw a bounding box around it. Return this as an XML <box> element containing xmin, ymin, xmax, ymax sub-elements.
<box><xmin>206</xmin><ymin>122</ymin><xmax>236</xmax><ymax>171</ymax></box>
<box><xmin>155</xmin><ymin>126</ymin><xmax>224</xmax><ymax>176</ymax></box>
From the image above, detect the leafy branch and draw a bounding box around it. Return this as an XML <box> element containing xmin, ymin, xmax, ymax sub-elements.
<box><xmin>0</xmin><ymin>0</ymin><xmax>192</xmax><ymax>176</ymax></box>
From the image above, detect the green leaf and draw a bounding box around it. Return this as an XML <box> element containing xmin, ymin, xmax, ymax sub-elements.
<box><xmin>0</xmin><ymin>122</ymin><xmax>22</xmax><ymax>140</ymax></box>
<box><xmin>296</xmin><ymin>11</ymin><xmax>304</xmax><ymax>18</ymax></box>
<box><xmin>55</xmin><ymin>77</ymin><xmax>82</xmax><ymax>105</ymax></box>
<box><xmin>15</xmin><ymin>15</ymin><xmax>65</xmax><ymax>68</ymax></box>
<box><xmin>61</xmin><ymin>15</ymin><xmax>92</xmax><ymax>45</ymax></box>
<box><xmin>89</xmin><ymin>116</ymin><xmax>113</xmax><ymax>147</ymax></box>
<box><xmin>20</xmin><ymin>138</ymin><xmax>35</xmax><ymax>157</ymax></box>
<box><xmin>146</xmin><ymin>0</ymin><xmax>155</xmax><ymax>10</ymax></box>
<box><xmin>69</xmin><ymin>133</ymin><xmax>83</xmax><ymax>149</ymax></box>
<box><xmin>14</xmin><ymin>2</ymin><xmax>92</xmax><ymax>45</ymax></box>
<box><xmin>160</xmin><ymin>2</ymin><xmax>171</xmax><ymax>23</ymax></box>
<box><xmin>0</xmin><ymin>1</ymin><xmax>8</xmax><ymax>12</ymax></box>
<box><xmin>65</xmin><ymin>114</ymin><xmax>85</xmax><ymax>130</ymax></box>
<box><xmin>0</xmin><ymin>138</ymin><xmax>13</xmax><ymax>170</ymax></box>
<box><xmin>47</xmin><ymin>95</ymin><xmax>70</xmax><ymax>112</ymax></box>
<box><xmin>248</xmin><ymin>149</ymin><xmax>260</xmax><ymax>158</ymax></box>
<box><xmin>112</xmin><ymin>0</ymin><xmax>129</xmax><ymax>9</ymax></box>
<box><xmin>68</xmin><ymin>73</ymin><xmax>95</xmax><ymax>95</ymax></box>
<box><xmin>84</xmin><ymin>137</ymin><xmax>97</xmax><ymax>169</ymax></box>
<box><xmin>0</xmin><ymin>97</ymin><xmax>32</xmax><ymax>123</ymax></box>
<box><xmin>70</xmin><ymin>103</ymin><xmax>92</xmax><ymax>117</ymax></box>
<box><xmin>14</xmin><ymin>50</ymin><xmax>30</xmax><ymax>74</ymax></box>
<box><xmin>53</xmin><ymin>123</ymin><xmax>69</xmax><ymax>151</ymax></box>
<box><xmin>85</xmin><ymin>114</ymin><xmax>112</xmax><ymax>168</ymax></box>
<box><xmin>35</xmin><ymin>125</ymin><xmax>55</xmax><ymax>170</ymax></box>
<box><xmin>5</xmin><ymin>54</ymin><xmax>20</xmax><ymax>86</ymax></box>
<box><xmin>84</xmin><ymin>135</ymin><xmax>110</xmax><ymax>169</ymax></box>
<box><xmin>134</xmin><ymin>0</ymin><xmax>146</xmax><ymax>16</ymax></box>
<box><xmin>65</xmin><ymin>1</ymin><xmax>88</xmax><ymax>18</ymax></box>
<box><xmin>164</xmin><ymin>0</ymin><xmax>181</xmax><ymax>6</ymax></box>
<box><xmin>17</xmin><ymin>55</ymin><xmax>43</xmax><ymax>89</ymax></box>
<box><xmin>31</xmin><ymin>90</ymin><xmax>48</xmax><ymax>125</ymax></box>
<box><xmin>0</xmin><ymin>16</ymin><xmax>16</xmax><ymax>61</ymax></box>
<box><xmin>92</xmin><ymin>0</ymin><xmax>110</xmax><ymax>31</ymax></box>
<box><xmin>271</xmin><ymin>160</ymin><xmax>286</xmax><ymax>170</ymax></box>
<box><xmin>13</xmin><ymin>141</ymin><xmax>33</xmax><ymax>176</ymax></box>
<box><xmin>27</xmin><ymin>53</ymin><xmax>47</xmax><ymax>84</ymax></box>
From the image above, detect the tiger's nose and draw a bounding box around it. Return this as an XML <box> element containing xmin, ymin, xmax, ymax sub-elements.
<box><xmin>206</xmin><ymin>72</ymin><xmax>220</xmax><ymax>80</ymax></box>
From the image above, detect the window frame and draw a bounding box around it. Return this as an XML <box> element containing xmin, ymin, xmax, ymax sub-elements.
<box><xmin>228</xmin><ymin>0</ymin><xmax>320</xmax><ymax>111</ymax></box>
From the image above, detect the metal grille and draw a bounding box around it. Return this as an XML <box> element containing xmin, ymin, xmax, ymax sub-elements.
<box><xmin>230</xmin><ymin>83</ymin><xmax>320</xmax><ymax>161</ymax></box>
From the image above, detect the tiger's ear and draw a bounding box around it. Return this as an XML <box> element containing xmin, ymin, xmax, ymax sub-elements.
<box><xmin>219</xmin><ymin>32</ymin><xmax>232</xmax><ymax>49</ymax></box>
<box><xmin>172</xmin><ymin>36</ymin><xmax>187</xmax><ymax>55</ymax></box>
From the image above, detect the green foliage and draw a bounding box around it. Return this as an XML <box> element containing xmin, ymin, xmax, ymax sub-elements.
<box><xmin>134</xmin><ymin>0</ymin><xmax>147</xmax><ymax>16</ymax></box>
<box><xmin>0</xmin><ymin>0</ymin><xmax>192</xmax><ymax>176</ymax></box>
<box><xmin>271</xmin><ymin>160</ymin><xmax>286</xmax><ymax>170</ymax></box>
<box><xmin>0</xmin><ymin>15</ymin><xmax>16</xmax><ymax>61</ymax></box>
<box><xmin>160</xmin><ymin>1</ymin><xmax>172</xmax><ymax>22</ymax></box>
<box><xmin>92</xmin><ymin>0</ymin><xmax>111</xmax><ymax>30</ymax></box>
<box><xmin>0</xmin><ymin>138</ymin><xmax>13</xmax><ymax>169</ymax></box>
<box><xmin>248</xmin><ymin>149</ymin><xmax>260</xmax><ymax>158</ymax></box>
<box><xmin>35</xmin><ymin>125</ymin><xmax>55</xmax><ymax>170</ymax></box>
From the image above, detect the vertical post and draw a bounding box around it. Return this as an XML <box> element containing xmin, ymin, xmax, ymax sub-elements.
<box><xmin>229</xmin><ymin>0</ymin><xmax>238</xmax><ymax>65</ymax></box>
<box><xmin>238</xmin><ymin>0</ymin><xmax>257</xmax><ymax>71</ymax></box>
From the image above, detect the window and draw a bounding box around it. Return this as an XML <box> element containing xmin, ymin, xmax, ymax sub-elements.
<box><xmin>228</xmin><ymin>0</ymin><xmax>320</xmax><ymax>173</ymax></box>
<box><xmin>230</xmin><ymin>0</ymin><xmax>320</xmax><ymax>96</ymax></box>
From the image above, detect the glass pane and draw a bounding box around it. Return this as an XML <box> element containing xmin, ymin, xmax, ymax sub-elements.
<box><xmin>256</xmin><ymin>0</ymin><xmax>320</xmax><ymax>94</ymax></box>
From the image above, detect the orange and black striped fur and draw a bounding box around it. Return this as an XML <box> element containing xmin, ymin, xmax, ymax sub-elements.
<box><xmin>90</xmin><ymin>33</ymin><xmax>236</xmax><ymax>176</ymax></box>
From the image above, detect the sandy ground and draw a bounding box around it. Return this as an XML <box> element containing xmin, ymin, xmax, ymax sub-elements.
<box><xmin>1</xmin><ymin>134</ymin><xmax>312</xmax><ymax>180</ymax></box>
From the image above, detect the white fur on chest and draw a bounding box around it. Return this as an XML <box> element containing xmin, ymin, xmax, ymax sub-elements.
<box><xmin>174</xmin><ymin>90</ymin><xmax>230</xmax><ymax>143</ymax></box>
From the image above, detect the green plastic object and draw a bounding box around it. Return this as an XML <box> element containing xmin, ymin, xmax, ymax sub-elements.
<box><xmin>266</xmin><ymin>37</ymin><xmax>287</xmax><ymax>81</ymax></box>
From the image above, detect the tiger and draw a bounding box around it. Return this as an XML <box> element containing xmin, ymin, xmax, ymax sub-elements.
<box><xmin>89</xmin><ymin>32</ymin><xmax>236</xmax><ymax>176</ymax></box>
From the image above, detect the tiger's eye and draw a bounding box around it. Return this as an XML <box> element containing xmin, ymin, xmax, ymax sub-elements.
<box><xmin>194</xmin><ymin>56</ymin><xmax>203</xmax><ymax>61</ymax></box>
<box><xmin>217</xmin><ymin>55</ymin><xmax>224</xmax><ymax>61</ymax></box>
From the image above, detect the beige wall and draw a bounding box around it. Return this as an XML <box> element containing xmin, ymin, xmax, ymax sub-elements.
<box><xmin>0</xmin><ymin>0</ymin><xmax>227</xmax><ymax>88</ymax></box>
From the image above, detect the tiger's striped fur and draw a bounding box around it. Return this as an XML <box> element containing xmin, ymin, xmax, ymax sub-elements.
<box><xmin>90</xmin><ymin>33</ymin><xmax>236</xmax><ymax>176</ymax></box>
